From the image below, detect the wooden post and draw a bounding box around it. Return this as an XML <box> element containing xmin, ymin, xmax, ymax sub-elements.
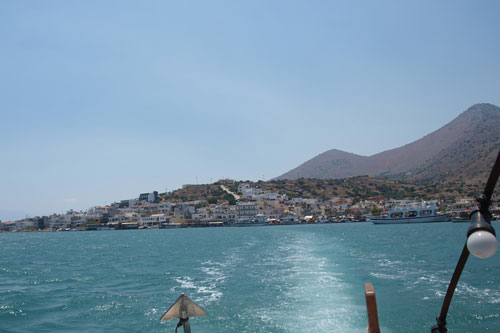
<box><xmin>365</xmin><ymin>282</ymin><xmax>380</xmax><ymax>333</ymax></box>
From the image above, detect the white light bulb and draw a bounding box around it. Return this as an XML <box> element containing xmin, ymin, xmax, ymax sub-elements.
<box><xmin>467</xmin><ymin>231</ymin><xmax>498</xmax><ymax>259</ymax></box>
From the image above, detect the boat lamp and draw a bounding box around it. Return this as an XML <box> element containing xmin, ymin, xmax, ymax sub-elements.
<box><xmin>467</xmin><ymin>210</ymin><xmax>497</xmax><ymax>259</ymax></box>
<box><xmin>432</xmin><ymin>149</ymin><xmax>500</xmax><ymax>333</ymax></box>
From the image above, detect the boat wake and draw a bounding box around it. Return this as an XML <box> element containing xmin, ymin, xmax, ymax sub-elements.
<box><xmin>246</xmin><ymin>232</ymin><xmax>364</xmax><ymax>332</ymax></box>
<box><xmin>169</xmin><ymin>245</ymin><xmax>245</xmax><ymax>306</ymax></box>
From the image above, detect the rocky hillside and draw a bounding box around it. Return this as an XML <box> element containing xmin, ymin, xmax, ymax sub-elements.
<box><xmin>277</xmin><ymin>103</ymin><xmax>500</xmax><ymax>186</ymax></box>
<box><xmin>408</xmin><ymin>104</ymin><xmax>500</xmax><ymax>186</ymax></box>
<box><xmin>278</xmin><ymin>149</ymin><xmax>369</xmax><ymax>180</ymax></box>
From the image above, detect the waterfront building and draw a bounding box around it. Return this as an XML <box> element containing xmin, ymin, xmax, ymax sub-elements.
<box><xmin>448</xmin><ymin>197</ymin><xmax>477</xmax><ymax>218</ymax></box>
<box><xmin>1</xmin><ymin>221</ymin><xmax>16</xmax><ymax>232</ymax></box>
<box><xmin>48</xmin><ymin>215</ymin><xmax>67</xmax><ymax>229</ymax></box>
<box><xmin>140</xmin><ymin>214</ymin><xmax>169</xmax><ymax>227</ymax></box>
<box><xmin>108</xmin><ymin>214</ymin><xmax>137</xmax><ymax>224</ymax></box>
<box><xmin>236</xmin><ymin>201</ymin><xmax>257</xmax><ymax>220</ymax></box>
<box><xmin>15</xmin><ymin>219</ymin><xmax>35</xmax><ymax>231</ymax></box>
<box><xmin>34</xmin><ymin>216</ymin><xmax>50</xmax><ymax>229</ymax></box>
<box><xmin>192</xmin><ymin>207</ymin><xmax>212</xmax><ymax>221</ymax></box>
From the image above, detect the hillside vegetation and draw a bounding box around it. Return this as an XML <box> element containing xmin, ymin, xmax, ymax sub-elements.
<box><xmin>160</xmin><ymin>176</ymin><xmax>487</xmax><ymax>204</ymax></box>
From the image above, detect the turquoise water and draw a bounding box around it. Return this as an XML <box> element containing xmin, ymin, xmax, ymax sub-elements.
<box><xmin>1</xmin><ymin>223</ymin><xmax>500</xmax><ymax>332</ymax></box>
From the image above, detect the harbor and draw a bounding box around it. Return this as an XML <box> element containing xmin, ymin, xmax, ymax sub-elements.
<box><xmin>2</xmin><ymin>183</ymin><xmax>499</xmax><ymax>232</ymax></box>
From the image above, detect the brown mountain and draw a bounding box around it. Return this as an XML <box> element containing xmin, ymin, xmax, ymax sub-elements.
<box><xmin>276</xmin><ymin>103</ymin><xmax>500</xmax><ymax>184</ymax></box>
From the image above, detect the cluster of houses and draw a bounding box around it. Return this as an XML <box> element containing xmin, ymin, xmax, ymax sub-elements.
<box><xmin>1</xmin><ymin>182</ymin><xmax>499</xmax><ymax>232</ymax></box>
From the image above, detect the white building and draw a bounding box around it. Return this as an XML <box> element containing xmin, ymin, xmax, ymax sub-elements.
<box><xmin>238</xmin><ymin>184</ymin><xmax>263</xmax><ymax>199</ymax></box>
<box><xmin>158</xmin><ymin>202</ymin><xmax>174</xmax><ymax>214</ymax></box>
<box><xmin>140</xmin><ymin>214</ymin><xmax>169</xmax><ymax>227</ymax></box>
<box><xmin>88</xmin><ymin>206</ymin><xmax>110</xmax><ymax>215</ymax></box>
<box><xmin>236</xmin><ymin>202</ymin><xmax>257</xmax><ymax>221</ymax></box>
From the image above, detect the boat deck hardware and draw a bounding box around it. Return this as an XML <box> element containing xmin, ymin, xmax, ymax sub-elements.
<box><xmin>364</xmin><ymin>282</ymin><xmax>380</xmax><ymax>333</ymax></box>
<box><xmin>160</xmin><ymin>294</ymin><xmax>207</xmax><ymax>333</ymax></box>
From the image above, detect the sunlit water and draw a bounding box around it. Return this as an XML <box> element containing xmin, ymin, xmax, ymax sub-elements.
<box><xmin>1</xmin><ymin>222</ymin><xmax>500</xmax><ymax>332</ymax></box>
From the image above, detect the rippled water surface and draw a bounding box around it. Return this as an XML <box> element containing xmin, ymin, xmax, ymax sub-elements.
<box><xmin>1</xmin><ymin>223</ymin><xmax>500</xmax><ymax>332</ymax></box>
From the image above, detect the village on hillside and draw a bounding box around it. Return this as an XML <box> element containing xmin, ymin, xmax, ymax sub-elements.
<box><xmin>2</xmin><ymin>179</ymin><xmax>499</xmax><ymax>232</ymax></box>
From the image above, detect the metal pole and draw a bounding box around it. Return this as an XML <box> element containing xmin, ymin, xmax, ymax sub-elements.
<box><xmin>483</xmin><ymin>149</ymin><xmax>500</xmax><ymax>200</ymax></box>
<box><xmin>431</xmin><ymin>148</ymin><xmax>500</xmax><ymax>332</ymax></box>
<box><xmin>184</xmin><ymin>320</ymin><xmax>191</xmax><ymax>333</ymax></box>
<box><xmin>431</xmin><ymin>244</ymin><xmax>470</xmax><ymax>332</ymax></box>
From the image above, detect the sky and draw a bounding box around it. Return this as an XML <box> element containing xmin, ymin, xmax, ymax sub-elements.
<box><xmin>1</xmin><ymin>0</ymin><xmax>500</xmax><ymax>221</ymax></box>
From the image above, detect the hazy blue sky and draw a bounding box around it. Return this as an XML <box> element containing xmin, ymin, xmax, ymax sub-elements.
<box><xmin>1</xmin><ymin>1</ymin><xmax>499</xmax><ymax>221</ymax></box>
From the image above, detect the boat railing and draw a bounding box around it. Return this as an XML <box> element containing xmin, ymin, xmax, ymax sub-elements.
<box><xmin>364</xmin><ymin>282</ymin><xmax>380</xmax><ymax>333</ymax></box>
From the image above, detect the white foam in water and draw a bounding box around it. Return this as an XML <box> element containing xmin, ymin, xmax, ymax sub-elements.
<box><xmin>171</xmin><ymin>254</ymin><xmax>240</xmax><ymax>305</ymax></box>
<box><xmin>90</xmin><ymin>301</ymin><xmax>121</xmax><ymax>312</ymax></box>
<box><xmin>254</xmin><ymin>233</ymin><xmax>364</xmax><ymax>332</ymax></box>
<box><xmin>454</xmin><ymin>282</ymin><xmax>500</xmax><ymax>304</ymax></box>
<box><xmin>173</xmin><ymin>276</ymin><xmax>197</xmax><ymax>290</ymax></box>
<box><xmin>172</xmin><ymin>275</ymin><xmax>222</xmax><ymax>303</ymax></box>
<box><xmin>474</xmin><ymin>312</ymin><xmax>500</xmax><ymax>320</ymax></box>
<box><xmin>369</xmin><ymin>272</ymin><xmax>401</xmax><ymax>280</ymax></box>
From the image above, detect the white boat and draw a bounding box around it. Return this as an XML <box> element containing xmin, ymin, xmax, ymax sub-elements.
<box><xmin>371</xmin><ymin>204</ymin><xmax>450</xmax><ymax>224</ymax></box>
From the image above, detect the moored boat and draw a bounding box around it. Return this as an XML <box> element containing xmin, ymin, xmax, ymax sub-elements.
<box><xmin>371</xmin><ymin>204</ymin><xmax>450</xmax><ymax>224</ymax></box>
<box><xmin>450</xmin><ymin>209</ymin><xmax>473</xmax><ymax>223</ymax></box>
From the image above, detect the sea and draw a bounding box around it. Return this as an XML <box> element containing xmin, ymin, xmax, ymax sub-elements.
<box><xmin>1</xmin><ymin>222</ymin><xmax>500</xmax><ymax>332</ymax></box>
